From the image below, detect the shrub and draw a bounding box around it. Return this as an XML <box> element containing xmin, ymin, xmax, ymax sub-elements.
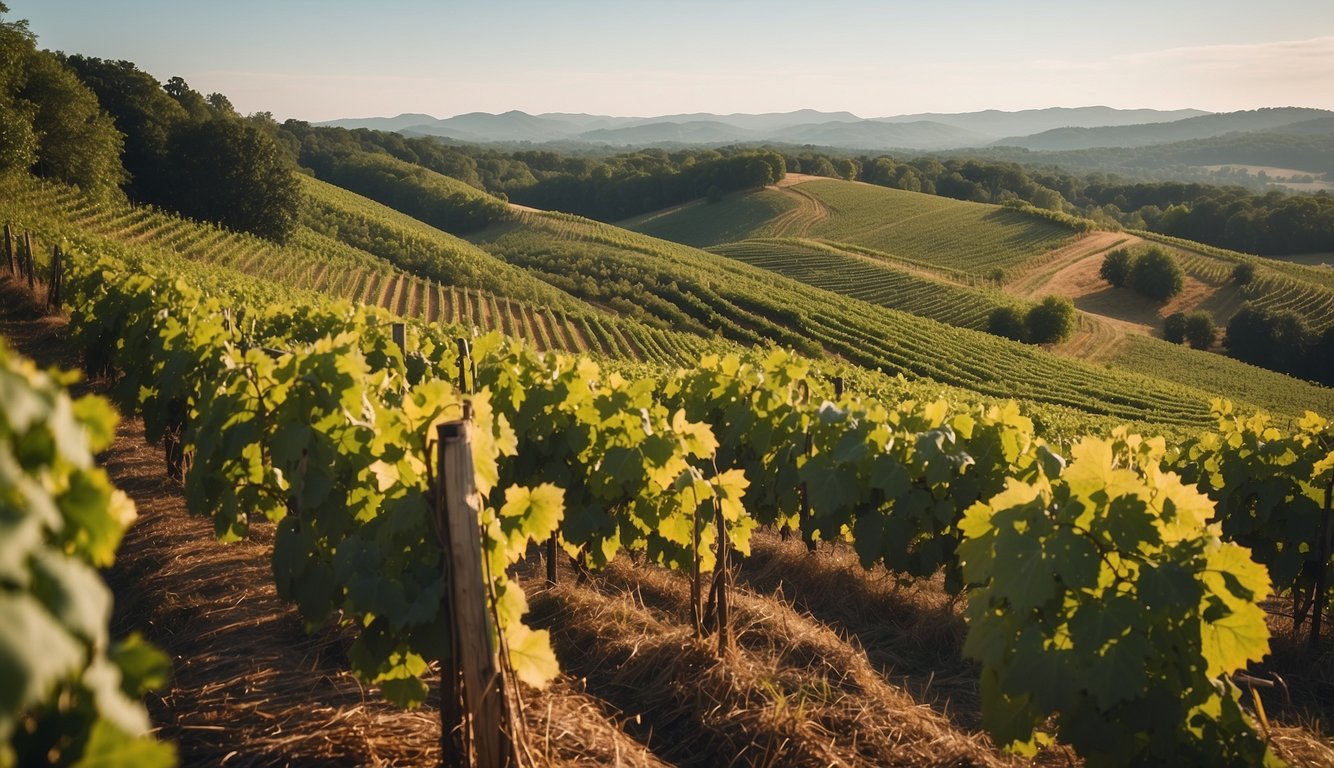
<box><xmin>1099</xmin><ymin>248</ymin><xmax>1132</xmax><ymax>288</ymax></box>
<box><xmin>1026</xmin><ymin>296</ymin><xmax>1077</xmax><ymax>344</ymax></box>
<box><xmin>987</xmin><ymin>305</ymin><xmax>1028</xmax><ymax>342</ymax></box>
<box><xmin>1128</xmin><ymin>247</ymin><xmax>1184</xmax><ymax>302</ymax></box>
<box><xmin>1184</xmin><ymin>312</ymin><xmax>1216</xmax><ymax>349</ymax></box>
<box><xmin>1163</xmin><ymin>312</ymin><xmax>1187</xmax><ymax>343</ymax></box>
<box><xmin>1231</xmin><ymin>262</ymin><xmax>1256</xmax><ymax>286</ymax></box>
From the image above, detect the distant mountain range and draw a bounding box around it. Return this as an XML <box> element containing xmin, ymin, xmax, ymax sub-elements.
<box><xmin>317</xmin><ymin>107</ymin><xmax>1334</xmax><ymax>153</ymax></box>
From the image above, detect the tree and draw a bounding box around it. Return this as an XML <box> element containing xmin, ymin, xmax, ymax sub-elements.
<box><xmin>1184</xmin><ymin>312</ymin><xmax>1216</xmax><ymax>350</ymax></box>
<box><xmin>0</xmin><ymin>4</ymin><xmax>37</xmax><ymax>178</ymax></box>
<box><xmin>1163</xmin><ymin>312</ymin><xmax>1187</xmax><ymax>343</ymax></box>
<box><xmin>1231</xmin><ymin>262</ymin><xmax>1256</xmax><ymax>286</ymax></box>
<box><xmin>1099</xmin><ymin>248</ymin><xmax>1132</xmax><ymax>288</ymax></box>
<box><xmin>61</xmin><ymin>55</ymin><xmax>189</xmax><ymax>202</ymax></box>
<box><xmin>1026</xmin><ymin>296</ymin><xmax>1076</xmax><ymax>344</ymax></box>
<box><xmin>21</xmin><ymin>51</ymin><xmax>125</xmax><ymax>194</ymax></box>
<box><xmin>987</xmin><ymin>305</ymin><xmax>1028</xmax><ymax>342</ymax></box>
<box><xmin>166</xmin><ymin>115</ymin><xmax>300</xmax><ymax>242</ymax></box>
<box><xmin>1128</xmin><ymin>247</ymin><xmax>1184</xmax><ymax>302</ymax></box>
<box><xmin>1224</xmin><ymin>304</ymin><xmax>1310</xmax><ymax>374</ymax></box>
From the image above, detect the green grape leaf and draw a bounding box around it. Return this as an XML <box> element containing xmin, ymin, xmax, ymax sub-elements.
<box><xmin>109</xmin><ymin>633</ymin><xmax>172</xmax><ymax>698</ymax></box>
<box><xmin>0</xmin><ymin>594</ymin><xmax>86</xmax><ymax>724</ymax></box>
<box><xmin>71</xmin><ymin>719</ymin><xmax>177</xmax><ymax>768</ymax></box>
<box><xmin>507</xmin><ymin>625</ymin><xmax>559</xmax><ymax>689</ymax></box>
<box><xmin>1199</xmin><ymin>543</ymin><xmax>1272</xmax><ymax>678</ymax></box>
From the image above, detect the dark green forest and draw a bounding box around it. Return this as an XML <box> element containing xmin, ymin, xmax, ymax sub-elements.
<box><xmin>0</xmin><ymin>4</ymin><xmax>299</xmax><ymax>241</ymax></box>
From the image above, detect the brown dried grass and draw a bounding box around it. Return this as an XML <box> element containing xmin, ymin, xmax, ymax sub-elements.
<box><xmin>525</xmin><ymin>557</ymin><xmax>1025</xmax><ymax>768</ymax></box>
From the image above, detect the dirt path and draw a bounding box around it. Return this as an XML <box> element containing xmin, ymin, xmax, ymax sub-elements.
<box><xmin>1005</xmin><ymin>231</ymin><xmax>1134</xmax><ymax>298</ymax></box>
<box><xmin>765</xmin><ymin>184</ymin><xmax>831</xmax><ymax>238</ymax></box>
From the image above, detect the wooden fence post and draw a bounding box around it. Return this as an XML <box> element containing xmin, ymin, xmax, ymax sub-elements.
<box><xmin>436</xmin><ymin>409</ymin><xmax>514</xmax><ymax>768</ymax></box>
<box><xmin>47</xmin><ymin>246</ymin><xmax>62</xmax><ymax>310</ymax></box>
<box><xmin>832</xmin><ymin>376</ymin><xmax>845</xmax><ymax>399</ymax></box>
<box><xmin>455</xmin><ymin>338</ymin><xmax>472</xmax><ymax>394</ymax></box>
<box><xmin>392</xmin><ymin>322</ymin><xmax>406</xmax><ymax>355</ymax></box>
<box><xmin>3</xmin><ymin>225</ymin><xmax>13</xmax><ymax>276</ymax></box>
<box><xmin>1310</xmin><ymin>477</ymin><xmax>1333</xmax><ymax>649</ymax></box>
<box><xmin>23</xmin><ymin>232</ymin><xmax>35</xmax><ymax>291</ymax></box>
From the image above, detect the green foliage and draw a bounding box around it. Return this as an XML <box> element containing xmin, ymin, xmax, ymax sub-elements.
<box><xmin>1232</xmin><ymin>262</ymin><xmax>1256</xmax><ymax>286</ymax></box>
<box><xmin>1025</xmin><ymin>296</ymin><xmax>1075</xmax><ymax>344</ymax></box>
<box><xmin>49</xmin><ymin>230</ymin><xmax>1303</xmax><ymax>766</ymax></box>
<box><xmin>304</xmin><ymin>151</ymin><xmax>508</xmax><ymax>236</ymax></box>
<box><xmin>1224</xmin><ymin>303</ymin><xmax>1318</xmax><ymax>380</ymax></box>
<box><xmin>1099</xmin><ymin>248</ymin><xmax>1131</xmax><ymax>288</ymax></box>
<box><xmin>960</xmin><ymin>431</ymin><xmax>1275</xmax><ymax>766</ymax></box>
<box><xmin>167</xmin><ymin>115</ymin><xmax>299</xmax><ymax>242</ymax></box>
<box><xmin>1163</xmin><ymin>311</ymin><xmax>1188</xmax><ymax>343</ymax></box>
<box><xmin>61</xmin><ymin>57</ymin><xmax>297</xmax><ymax>242</ymax></box>
<box><xmin>1128</xmin><ymin>246</ymin><xmax>1184</xmax><ymax>302</ymax></box>
<box><xmin>986</xmin><ymin>305</ymin><xmax>1028</xmax><ymax>342</ymax></box>
<box><xmin>1171</xmin><ymin>402</ymin><xmax>1333</xmax><ymax>610</ymax></box>
<box><xmin>0</xmin><ymin>13</ymin><xmax>123</xmax><ymax>195</ymax></box>
<box><xmin>1184</xmin><ymin>312</ymin><xmax>1216</xmax><ymax>349</ymax></box>
<box><xmin>20</xmin><ymin>52</ymin><xmax>124</xmax><ymax>194</ymax></box>
<box><xmin>0</xmin><ymin>339</ymin><xmax>176</xmax><ymax>768</ymax></box>
<box><xmin>0</xmin><ymin>7</ymin><xmax>37</xmax><ymax>179</ymax></box>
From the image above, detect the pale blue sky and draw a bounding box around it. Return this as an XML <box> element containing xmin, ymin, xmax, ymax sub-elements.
<box><xmin>8</xmin><ymin>1</ymin><xmax>1334</xmax><ymax>120</ymax></box>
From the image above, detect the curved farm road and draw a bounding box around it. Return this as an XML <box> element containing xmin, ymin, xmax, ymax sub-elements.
<box><xmin>765</xmin><ymin>182</ymin><xmax>832</xmax><ymax>238</ymax></box>
<box><xmin>1006</xmin><ymin>231</ymin><xmax>1235</xmax><ymax>360</ymax></box>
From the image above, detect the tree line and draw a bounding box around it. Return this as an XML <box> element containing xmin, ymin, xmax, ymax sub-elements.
<box><xmin>0</xmin><ymin>4</ymin><xmax>299</xmax><ymax>242</ymax></box>
<box><xmin>292</xmin><ymin>124</ymin><xmax>1331</xmax><ymax>257</ymax></box>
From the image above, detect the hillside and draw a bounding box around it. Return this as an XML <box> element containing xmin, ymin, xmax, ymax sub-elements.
<box><xmin>624</xmin><ymin>177</ymin><xmax>1078</xmax><ymax>280</ymax></box>
<box><xmin>612</xmin><ymin>175</ymin><xmax>1334</xmax><ymax>416</ymax></box>
<box><xmin>460</xmin><ymin>201</ymin><xmax>1334</xmax><ymax>426</ymax></box>
<box><xmin>996</xmin><ymin>107</ymin><xmax>1333</xmax><ymax>150</ymax></box>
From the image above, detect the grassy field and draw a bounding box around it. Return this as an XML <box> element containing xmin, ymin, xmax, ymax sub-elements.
<box><xmin>627</xmin><ymin>178</ymin><xmax>1077</xmax><ymax>279</ymax></box>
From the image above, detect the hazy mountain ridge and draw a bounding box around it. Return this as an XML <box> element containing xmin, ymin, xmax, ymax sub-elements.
<box><xmin>996</xmin><ymin>107</ymin><xmax>1334</xmax><ymax>150</ymax></box>
<box><xmin>317</xmin><ymin>106</ymin><xmax>1334</xmax><ymax>152</ymax></box>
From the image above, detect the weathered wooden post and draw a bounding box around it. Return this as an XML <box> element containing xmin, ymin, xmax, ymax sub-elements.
<box><xmin>3</xmin><ymin>225</ymin><xmax>13</xmax><ymax>276</ymax></box>
<box><xmin>1310</xmin><ymin>477</ymin><xmax>1333</xmax><ymax>649</ymax></box>
<box><xmin>546</xmin><ymin>533</ymin><xmax>559</xmax><ymax>586</ymax></box>
<box><xmin>23</xmin><ymin>232</ymin><xmax>35</xmax><ymax>291</ymax></box>
<box><xmin>47</xmin><ymin>246</ymin><xmax>62</xmax><ymax>309</ymax></box>
<box><xmin>436</xmin><ymin>406</ymin><xmax>515</xmax><ymax>767</ymax></box>
<box><xmin>714</xmin><ymin>501</ymin><xmax>733</xmax><ymax>656</ymax></box>
<box><xmin>832</xmin><ymin>376</ymin><xmax>845</xmax><ymax>399</ymax></box>
<box><xmin>391</xmin><ymin>322</ymin><xmax>406</xmax><ymax>355</ymax></box>
<box><xmin>455</xmin><ymin>338</ymin><xmax>471</xmax><ymax>394</ymax></box>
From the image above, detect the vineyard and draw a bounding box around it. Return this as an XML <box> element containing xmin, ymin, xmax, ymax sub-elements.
<box><xmin>473</xmin><ymin>207</ymin><xmax>1274</xmax><ymax>427</ymax></box>
<box><xmin>709</xmin><ymin>237</ymin><xmax>1030</xmax><ymax>331</ymax></box>
<box><xmin>6</xmin><ymin>214</ymin><xmax>1332</xmax><ymax>765</ymax></box>
<box><xmin>5</xmin><ymin>169</ymin><xmax>1334</xmax><ymax>766</ymax></box>
<box><xmin>627</xmin><ymin>178</ymin><xmax>1078</xmax><ymax>280</ymax></box>
<box><xmin>0</xmin><ymin>177</ymin><xmax>719</xmax><ymax>367</ymax></box>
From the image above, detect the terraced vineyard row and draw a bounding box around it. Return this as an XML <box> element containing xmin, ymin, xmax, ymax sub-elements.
<box><xmin>0</xmin><ymin>177</ymin><xmax>714</xmax><ymax>366</ymax></box>
<box><xmin>709</xmin><ymin>238</ymin><xmax>1027</xmax><ymax>331</ymax></box>
<box><xmin>628</xmin><ymin>179</ymin><xmax>1078</xmax><ymax>279</ymax></box>
<box><xmin>480</xmin><ymin>208</ymin><xmax>1241</xmax><ymax>426</ymax></box>
<box><xmin>1139</xmin><ymin>230</ymin><xmax>1334</xmax><ymax>291</ymax></box>
<box><xmin>1171</xmin><ymin>247</ymin><xmax>1334</xmax><ymax>333</ymax></box>
<box><xmin>1108</xmin><ymin>334</ymin><xmax>1334</xmax><ymax>417</ymax></box>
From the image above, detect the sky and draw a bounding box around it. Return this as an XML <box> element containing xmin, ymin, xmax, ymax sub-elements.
<box><xmin>8</xmin><ymin>0</ymin><xmax>1334</xmax><ymax>122</ymax></box>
